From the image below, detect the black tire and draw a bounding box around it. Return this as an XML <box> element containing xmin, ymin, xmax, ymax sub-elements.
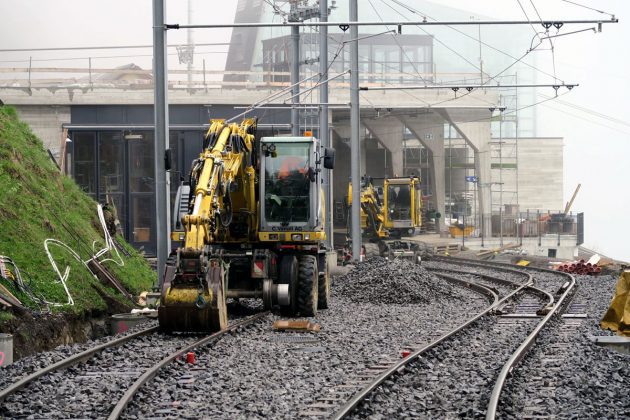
<box><xmin>317</xmin><ymin>267</ymin><xmax>330</xmax><ymax>309</ymax></box>
<box><xmin>279</xmin><ymin>255</ymin><xmax>298</xmax><ymax>315</ymax></box>
<box><xmin>297</xmin><ymin>255</ymin><xmax>318</xmax><ymax>317</ymax></box>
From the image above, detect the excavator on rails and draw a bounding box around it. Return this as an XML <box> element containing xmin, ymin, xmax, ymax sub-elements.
<box><xmin>346</xmin><ymin>175</ymin><xmax>422</xmax><ymax>262</ymax></box>
<box><xmin>159</xmin><ymin>118</ymin><xmax>336</xmax><ymax>332</ymax></box>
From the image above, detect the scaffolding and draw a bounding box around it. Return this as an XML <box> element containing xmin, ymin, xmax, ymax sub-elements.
<box><xmin>491</xmin><ymin>75</ymin><xmax>519</xmax><ymax>241</ymax></box>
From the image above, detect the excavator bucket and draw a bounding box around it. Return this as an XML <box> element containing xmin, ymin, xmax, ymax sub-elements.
<box><xmin>601</xmin><ymin>270</ymin><xmax>630</xmax><ymax>337</ymax></box>
<box><xmin>158</xmin><ymin>263</ymin><xmax>228</xmax><ymax>333</ymax></box>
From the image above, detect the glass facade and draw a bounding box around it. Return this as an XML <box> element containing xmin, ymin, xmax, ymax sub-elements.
<box><xmin>68</xmin><ymin>129</ymin><xmax>206</xmax><ymax>256</ymax></box>
<box><xmin>261</xmin><ymin>33</ymin><xmax>433</xmax><ymax>85</ymax></box>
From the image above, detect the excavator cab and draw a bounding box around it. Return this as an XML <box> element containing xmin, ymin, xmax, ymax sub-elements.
<box><xmin>259</xmin><ymin>136</ymin><xmax>333</xmax><ymax>241</ymax></box>
<box><xmin>383</xmin><ymin>176</ymin><xmax>422</xmax><ymax>238</ymax></box>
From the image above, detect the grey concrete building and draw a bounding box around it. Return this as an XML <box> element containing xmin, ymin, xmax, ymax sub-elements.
<box><xmin>0</xmin><ymin>0</ymin><xmax>570</xmax><ymax>255</ymax></box>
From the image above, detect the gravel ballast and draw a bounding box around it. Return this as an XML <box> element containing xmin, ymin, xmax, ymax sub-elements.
<box><xmin>335</xmin><ymin>257</ymin><xmax>469</xmax><ymax>305</ymax></box>
<box><xmin>498</xmin><ymin>274</ymin><xmax>630</xmax><ymax>419</ymax></box>
<box><xmin>3</xmin><ymin>258</ymin><xmax>626</xmax><ymax>419</ymax></box>
<box><xmin>121</xmin><ymin>258</ymin><xmax>489</xmax><ymax>418</ymax></box>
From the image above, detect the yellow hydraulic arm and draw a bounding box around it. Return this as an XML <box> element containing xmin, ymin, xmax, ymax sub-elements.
<box><xmin>348</xmin><ymin>179</ymin><xmax>389</xmax><ymax>240</ymax></box>
<box><xmin>182</xmin><ymin>118</ymin><xmax>257</xmax><ymax>250</ymax></box>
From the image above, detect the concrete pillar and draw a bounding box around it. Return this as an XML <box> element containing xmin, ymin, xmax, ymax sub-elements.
<box><xmin>399</xmin><ymin>113</ymin><xmax>446</xmax><ymax>233</ymax></box>
<box><xmin>332</xmin><ymin>123</ymin><xmax>366</xmax><ymax>176</ymax></box>
<box><xmin>362</xmin><ymin>117</ymin><xmax>404</xmax><ymax>177</ymax></box>
<box><xmin>438</xmin><ymin>109</ymin><xmax>492</xmax><ymax>238</ymax></box>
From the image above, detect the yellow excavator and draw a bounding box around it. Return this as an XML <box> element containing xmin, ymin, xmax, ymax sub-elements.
<box><xmin>382</xmin><ymin>176</ymin><xmax>422</xmax><ymax>238</ymax></box>
<box><xmin>347</xmin><ymin>176</ymin><xmax>421</xmax><ymax>260</ymax></box>
<box><xmin>159</xmin><ymin>118</ymin><xmax>335</xmax><ymax>332</ymax></box>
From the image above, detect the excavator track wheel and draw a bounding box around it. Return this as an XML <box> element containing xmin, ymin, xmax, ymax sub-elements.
<box><xmin>297</xmin><ymin>255</ymin><xmax>318</xmax><ymax>317</ymax></box>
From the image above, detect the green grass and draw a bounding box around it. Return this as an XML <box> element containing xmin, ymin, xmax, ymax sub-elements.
<box><xmin>0</xmin><ymin>311</ymin><xmax>14</xmax><ymax>322</ymax></box>
<box><xmin>0</xmin><ymin>106</ymin><xmax>155</xmax><ymax>315</ymax></box>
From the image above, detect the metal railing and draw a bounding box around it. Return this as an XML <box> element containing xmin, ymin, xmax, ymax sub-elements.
<box><xmin>0</xmin><ymin>64</ymin><xmax>491</xmax><ymax>91</ymax></box>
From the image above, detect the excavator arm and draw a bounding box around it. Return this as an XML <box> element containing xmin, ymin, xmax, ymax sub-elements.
<box><xmin>348</xmin><ymin>178</ymin><xmax>389</xmax><ymax>241</ymax></box>
<box><xmin>183</xmin><ymin>118</ymin><xmax>257</xmax><ymax>249</ymax></box>
<box><xmin>159</xmin><ymin>118</ymin><xmax>257</xmax><ymax>333</ymax></box>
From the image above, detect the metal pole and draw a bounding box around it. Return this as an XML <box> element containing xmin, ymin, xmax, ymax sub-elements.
<box><xmin>499</xmin><ymin>108</ymin><xmax>504</xmax><ymax>247</ymax></box>
<box><xmin>448</xmin><ymin>124</ymin><xmax>452</xmax><ymax>221</ymax></box>
<box><xmin>187</xmin><ymin>0</ymin><xmax>194</xmax><ymax>89</ymax></box>
<box><xmin>463</xmin><ymin>174</ymin><xmax>467</xmax><ymax>249</ymax></box>
<box><xmin>319</xmin><ymin>0</ymin><xmax>332</xmax><ymax>248</ymax></box>
<box><xmin>291</xmin><ymin>18</ymin><xmax>300</xmax><ymax>136</ymax></box>
<box><xmin>350</xmin><ymin>0</ymin><xmax>361</xmax><ymax>261</ymax></box>
<box><xmin>153</xmin><ymin>0</ymin><xmax>170</xmax><ymax>280</ymax></box>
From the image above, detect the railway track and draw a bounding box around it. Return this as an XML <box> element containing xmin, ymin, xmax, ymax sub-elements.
<box><xmin>1</xmin><ymin>257</ymin><xmax>587</xmax><ymax>418</ymax></box>
<box><xmin>119</xmin><ymin>257</ymin><xmax>489</xmax><ymax>418</ymax></box>
<box><xmin>322</xmin><ymin>257</ymin><xmax>574</xmax><ymax>419</ymax></box>
<box><xmin>0</xmin><ymin>312</ymin><xmax>267</xmax><ymax>419</ymax></box>
<box><xmin>495</xmin><ymin>274</ymin><xmax>630</xmax><ymax>419</ymax></box>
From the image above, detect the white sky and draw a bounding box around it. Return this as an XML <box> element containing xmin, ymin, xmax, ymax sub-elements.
<box><xmin>0</xmin><ymin>0</ymin><xmax>628</xmax><ymax>261</ymax></box>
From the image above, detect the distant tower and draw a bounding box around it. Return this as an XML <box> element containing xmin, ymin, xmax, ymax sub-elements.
<box><xmin>223</xmin><ymin>0</ymin><xmax>267</xmax><ymax>83</ymax></box>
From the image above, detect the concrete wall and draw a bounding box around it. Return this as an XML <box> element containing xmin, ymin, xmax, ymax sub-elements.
<box><xmin>498</xmin><ymin>137</ymin><xmax>564</xmax><ymax>211</ymax></box>
<box><xmin>14</xmin><ymin>105</ymin><xmax>71</xmax><ymax>161</ymax></box>
<box><xmin>466</xmin><ymin>236</ymin><xmax>577</xmax><ymax>260</ymax></box>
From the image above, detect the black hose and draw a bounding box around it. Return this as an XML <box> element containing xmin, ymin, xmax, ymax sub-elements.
<box><xmin>219</xmin><ymin>181</ymin><xmax>233</xmax><ymax>227</ymax></box>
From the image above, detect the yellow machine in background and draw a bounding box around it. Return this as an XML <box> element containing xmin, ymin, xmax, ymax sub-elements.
<box><xmin>346</xmin><ymin>176</ymin><xmax>421</xmax><ymax>260</ymax></box>
<box><xmin>160</xmin><ymin>119</ymin><xmax>336</xmax><ymax>332</ymax></box>
<box><xmin>347</xmin><ymin>177</ymin><xmax>389</xmax><ymax>242</ymax></box>
<box><xmin>382</xmin><ymin>176</ymin><xmax>422</xmax><ymax>238</ymax></box>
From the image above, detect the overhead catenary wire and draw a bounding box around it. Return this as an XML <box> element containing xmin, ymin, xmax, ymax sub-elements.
<box><xmin>343</xmin><ymin>90</ymin><xmax>574</xmax><ymax>140</ymax></box>
<box><xmin>559</xmin><ymin>0</ymin><xmax>615</xmax><ymax>17</ymax></box>
<box><xmin>538</xmin><ymin>93</ymin><xmax>630</xmax><ymax>128</ymax></box>
<box><xmin>540</xmin><ymin>102</ymin><xmax>630</xmax><ymax>136</ymax></box>
<box><xmin>379</xmin><ymin>0</ymin><xmax>487</xmax><ymax>78</ymax></box>
<box><xmin>385</xmin><ymin>0</ymin><xmax>577</xmax><ymax>83</ymax></box>
<box><xmin>517</xmin><ymin>0</ymin><xmax>545</xmax><ymax>43</ymax></box>
<box><xmin>527</xmin><ymin>0</ymin><xmax>559</xmax><ymax>82</ymax></box>
<box><xmin>166</xmin><ymin>18</ymin><xmax>617</xmax><ymax>30</ymax></box>
<box><xmin>0</xmin><ymin>42</ymin><xmax>231</xmax><ymax>53</ymax></box>
<box><xmin>367</xmin><ymin>0</ymin><xmax>429</xmax><ymax>84</ymax></box>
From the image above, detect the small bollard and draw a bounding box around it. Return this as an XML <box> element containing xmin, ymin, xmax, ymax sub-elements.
<box><xmin>186</xmin><ymin>352</ymin><xmax>196</xmax><ymax>364</ymax></box>
<box><xmin>0</xmin><ymin>333</ymin><xmax>13</xmax><ymax>367</ymax></box>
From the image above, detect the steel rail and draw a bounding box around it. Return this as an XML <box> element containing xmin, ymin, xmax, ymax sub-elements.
<box><xmin>485</xmin><ymin>269</ymin><xmax>576</xmax><ymax>419</ymax></box>
<box><xmin>430</xmin><ymin>255</ymin><xmax>571</xmax><ymax>291</ymax></box>
<box><xmin>331</xmin><ymin>268</ymin><xmax>533</xmax><ymax>419</ymax></box>
<box><xmin>107</xmin><ymin>312</ymin><xmax>268</xmax><ymax>420</ymax></box>
<box><xmin>0</xmin><ymin>324</ymin><xmax>159</xmax><ymax>402</ymax></box>
<box><xmin>426</xmin><ymin>266</ymin><xmax>555</xmax><ymax>307</ymax></box>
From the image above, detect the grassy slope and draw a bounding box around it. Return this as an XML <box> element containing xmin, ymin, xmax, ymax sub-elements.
<box><xmin>0</xmin><ymin>106</ymin><xmax>155</xmax><ymax>315</ymax></box>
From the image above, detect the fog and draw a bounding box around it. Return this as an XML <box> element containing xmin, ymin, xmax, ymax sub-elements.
<box><xmin>1</xmin><ymin>0</ymin><xmax>627</xmax><ymax>260</ymax></box>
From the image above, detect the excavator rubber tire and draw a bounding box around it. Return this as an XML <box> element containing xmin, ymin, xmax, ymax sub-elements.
<box><xmin>317</xmin><ymin>268</ymin><xmax>330</xmax><ymax>309</ymax></box>
<box><xmin>297</xmin><ymin>255</ymin><xmax>318</xmax><ymax>317</ymax></box>
<box><xmin>279</xmin><ymin>255</ymin><xmax>298</xmax><ymax>316</ymax></box>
